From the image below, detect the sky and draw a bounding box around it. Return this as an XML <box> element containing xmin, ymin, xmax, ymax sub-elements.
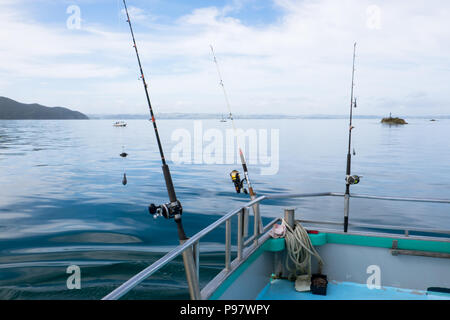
<box><xmin>0</xmin><ymin>0</ymin><xmax>449</xmax><ymax>116</ymax></box>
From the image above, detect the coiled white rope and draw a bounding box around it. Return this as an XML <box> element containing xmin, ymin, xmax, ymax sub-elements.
<box><xmin>282</xmin><ymin>219</ymin><xmax>324</xmax><ymax>280</ymax></box>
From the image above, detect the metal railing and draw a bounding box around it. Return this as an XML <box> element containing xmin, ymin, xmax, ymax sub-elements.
<box><xmin>102</xmin><ymin>191</ymin><xmax>450</xmax><ymax>300</ymax></box>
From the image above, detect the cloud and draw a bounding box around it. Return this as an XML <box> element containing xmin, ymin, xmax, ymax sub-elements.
<box><xmin>0</xmin><ymin>0</ymin><xmax>449</xmax><ymax>115</ymax></box>
<box><xmin>120</xmin><ymin>5</ymin><xmax>158</xmax><ymax>24</ymax></box>
<box><xmin>0</xmin><ymin>3</ymin><xmax>127</xmax><ymax>77</ymax></box>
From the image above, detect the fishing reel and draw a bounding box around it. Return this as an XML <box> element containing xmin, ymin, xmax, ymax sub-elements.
<box><xmin>230</xmin><ymin>170</ymin><xmax>248</xmax><ymax>194</ymax></box>
<box><xmin>346</xmin><ymin>175</ymin><xmax>361</xmax><ymax>185</ymax></box>
<box><xmin>149</xmin><ymin>200</ymin><xmax>183</xmax><ymax>220</ymax></box>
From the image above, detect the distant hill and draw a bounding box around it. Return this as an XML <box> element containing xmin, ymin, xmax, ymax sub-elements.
<box><xmin>0</xmin><ymin>97</ymin><xmax>88</xmax><ymax>120</ymax></box>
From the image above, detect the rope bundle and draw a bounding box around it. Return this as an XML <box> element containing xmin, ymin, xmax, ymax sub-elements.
<box><xmin>283</xmin><ymin>219</ymin><xmax>324</xmax><ymax>281</ymax></box>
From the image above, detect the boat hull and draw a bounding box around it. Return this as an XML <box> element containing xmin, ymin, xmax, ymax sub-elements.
<box><xmin>206</xmin><ymin>230</ymin><xmax>450</xmax><ymax>300</ymax></box>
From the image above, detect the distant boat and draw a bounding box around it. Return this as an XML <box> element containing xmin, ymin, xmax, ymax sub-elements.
<box><xmin>113</xmin><ymin>121</ymin><xmax>127</xmax><ymax>127</ymax></box>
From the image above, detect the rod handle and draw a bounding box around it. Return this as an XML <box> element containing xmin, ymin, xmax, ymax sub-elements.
<box><xmin>162</xmin><ymin>164</ymin><xmax>177</xmax><ymax>203</ymax></box>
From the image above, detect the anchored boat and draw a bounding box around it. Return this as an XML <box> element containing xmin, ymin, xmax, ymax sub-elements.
<box><xmin>113</xmin><ymin>121</ymin><xmax>127</xmax><ymax>127</ymax></box>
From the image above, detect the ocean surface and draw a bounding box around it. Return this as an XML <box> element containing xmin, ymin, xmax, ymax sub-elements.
<box><xmin>0</xmin><ymin>118</ymin><xmax>449</xmax><ymax>299</ymax></box>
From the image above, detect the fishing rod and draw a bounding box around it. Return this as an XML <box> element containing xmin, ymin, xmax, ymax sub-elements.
<box><xmin>122</xmin><ymin>0</ymin><xmax>200</xmax><ymax>299</ymax></box>
<box><xmin>344</xmin><ymin>42</ymin><xmax>361</xmax><ymax>233</ymax></box>
<box><xmin>210</xmin><ymin>45</ymin><xmax>262</xmax><ymax>232</ymax></box>
<box><xmin>122</xmin><ymin>0</ymin><xmax>182</xmax><ymax>232</ymax></box>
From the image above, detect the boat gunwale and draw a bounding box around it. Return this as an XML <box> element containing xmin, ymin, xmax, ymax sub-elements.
<box><xmin>103</xmin><ymin>191</ymin><xmax>450</xmax><ymax>300</ymax></box>
<box><xmin>209</xmin><ymin>229</ymin><xmax>450</xmax><ymax>300</ymax></box>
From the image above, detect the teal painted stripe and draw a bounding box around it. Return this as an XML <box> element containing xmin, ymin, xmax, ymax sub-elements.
<box><xmin>263</xmin><ymin>232</ymin><xmax>450</xmax><ymax>253</ymax></box>
<box><xmin>209</xmin><ymin>246</ymin><xmax>266</xmax><ymax>300</ymax></box>
<box><xmin>326</xmin><ymin>233</ymin><xmax>450</xmax><ymax>254</ymax></box>
<box><xmin>260</xmin><ymin>233</ymin><xmax>327</xmax><ymax>252</ymax></box>
<box><xmin>398</xmin><ymin>238</ymin><xmax>450</xmax><ymax>253</ymax></box>
<box><xmin>310</xmin><ymin>233</ymin><xmax>327</xmax><ymax>246</ymax></box>
<box><xmin>209</xmin><ymin>232</ymin><xmax>449</xmax><ymax>299</ymax></box>
<box><xmin>262</xmin><ymin>238</ymin><xmax>285</xmax><ymax>252</ymax></box>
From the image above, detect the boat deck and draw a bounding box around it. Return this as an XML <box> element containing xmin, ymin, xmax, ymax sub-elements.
<box><xmin>257</xmin><ymin>279</ymin><xmax>450</xmax><ymax>300</ymax></box>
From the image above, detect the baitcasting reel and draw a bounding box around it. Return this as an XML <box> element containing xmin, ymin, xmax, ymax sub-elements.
<box><xmin>149</xmin><ymin>200</ymin><xmax>183</xmax><ymax>219</ymax></box>
<box><xmin>230</xmin><ymin>170</ymin><xmax>248</xmax><ymax>194</ymax></box>
<box><xmin>346</xmin><ymin>175</ymin><xmax>361</xmax><ymax>185</ymax></box>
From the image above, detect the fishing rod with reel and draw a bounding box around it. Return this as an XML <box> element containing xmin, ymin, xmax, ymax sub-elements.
<box><xmin>344</xmin><ymin>42</ymin><xmax>361</xmax><ymax>233</ymax></box>
<box><xmin>210</xmin><ymin>45</ymin><xmax>262</xmax><ymax>233</ymax></box>
<box><xmin>121</xmin><ymin>0</ymin><xmax>200</xmax><ymax>299</ymax></box>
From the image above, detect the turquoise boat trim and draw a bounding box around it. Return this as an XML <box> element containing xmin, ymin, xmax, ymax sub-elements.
<box><xmin>309</xmin><ymin>233</ymin><xmax>327</xmax><ymax>246</ymax></box>
<box><xmin>326</xmin><ymin>233</ymin><xmax>450</xmax><ymax>254</ymax></box>
<box><xmin>209</xmin><ymin>232</ymin><xmax>449</xmax><ymax>300</ymax></box>
<box><xmin>260</xmin><ymin>232</ymin><xmax>327</xmax><ymax>252</ymax></box>
<box><xmin>209</xmin><ymin>246</ymin><xmax>266</xmax><ymax>300</ymax></box>
<box><xmin>262</xmin><ymin>238</ymin><xmax>285</xmax><ymax>252</ymax></box>
<box><xmin>259</xmin><ymin>232</ymin><xmax>450</xmax><ymax>253</ymax></box>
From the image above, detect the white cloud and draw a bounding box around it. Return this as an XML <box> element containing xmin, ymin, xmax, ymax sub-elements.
<box><xmin>0</xmin><ymin>0</ymin><xmax>449</xmax><ymax>115</ymax></box>
<box><xmin>120</xmin><ymin>5</ymin><xmax>158</xmax><ymax>24</ymax></box>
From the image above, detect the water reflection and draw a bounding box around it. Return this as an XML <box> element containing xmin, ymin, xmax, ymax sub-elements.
<box><xmin>0</xmin><ymin>119</ymin><xmax>449</xmax><ymax>299</ymax></box>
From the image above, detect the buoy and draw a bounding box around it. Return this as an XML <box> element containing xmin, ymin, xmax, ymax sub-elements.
<box><xmin>122</xmin><ymin>173</ymin><xmax>127</xmax><ymax>185</ymax></box>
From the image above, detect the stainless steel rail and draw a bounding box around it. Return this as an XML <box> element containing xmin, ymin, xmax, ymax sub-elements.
<box><xmin>350</xmin><ymin>193</ymin><xmax>450</xmax><ymax>204</ymax></box>
<box><xmin>102</xmin><ymin>191</ymin><xmax>450</xmax><ymax>300</ymax></box>
<box><xmin>102</xmin><ymin>194</ymin><xmax>264</xmax><ymax>300</ymax></box>
<box><xmin>299</xmin><ymin>220</ymin><xmax>450</xmax><ymax>236</ymax></box>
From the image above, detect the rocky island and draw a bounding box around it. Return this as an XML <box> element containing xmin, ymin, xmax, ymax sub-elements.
<box><xmin>381</xmin><ymin>113</ymin><xmax>407</xmax><ymax>125</ymax></box>
<box><xmin>0</xmin><ymin>97</ymin><xmax>88</xmax><ymax>120</ymax></box>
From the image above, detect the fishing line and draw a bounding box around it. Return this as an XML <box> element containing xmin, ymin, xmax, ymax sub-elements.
<box><xmin>113</xmin><ymin>0</ymin><xmax>128</xmax><ymax>186</ymax></box>
<box><xmin>210</xmin><ymin>45</ymin><xmax>255</xmax><ymax>195</ymax></box>
<box><xmin>122</xmin><ymin>0</ymin><xmax>187</xmax><ymax>239</ymax></box>
<box><xmin>352</xmin><ymin>97</ymin><xmax>357</xmax><ymax>156</ymax></box>
<box><xmin>210</xmin><ymin>45</ymin><xmax>262</xmax><ymax>232</ymax></box>
<box><xmin>344</xmin><ymin>42</ymin><xmax>361</xmax><ymax>232</ymax></box>
<box><xmin>121</xmin><ymin>0</ymin><xmax>200</xmax><ymax>299</ymax></box>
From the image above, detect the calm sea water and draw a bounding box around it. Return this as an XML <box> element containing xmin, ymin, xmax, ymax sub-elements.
<box><xmin>0</xmin><ymin>118</ymin><xmax>449</xmax><ymax>299</ymax></box>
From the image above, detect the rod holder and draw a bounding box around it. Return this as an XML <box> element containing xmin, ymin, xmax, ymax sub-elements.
<box><xmin>237</xmin><ymin>208</ymin><xmax>247</xmax><ymax>261</ymax></box>
<box><xmin>225</xmin><ymin>218</ymin><xmax>231</xmax><ymax>270</ymax></box>
<box><xmin>180</xmin><ymin>239</ymin><xmax>202</xmax><ymax>300</ymax></box>
<box><xmin>284</xmin><ymin>208</ymin><xmax>295</xmax><ymax>229</ymax></box>
<box><xmin>344</xmin><ymin>194</ymin><xmax>350</xmax><ymax>232</ymax></box>
<box><xmin>253</xmin><ymin>203</ymin><xmax>261</xmax><ymax>246</ymax></box>
<box><xmin>242</xmin><ymin>207</ymin><xmax>249</xmax><ymax>238</ymax></box>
